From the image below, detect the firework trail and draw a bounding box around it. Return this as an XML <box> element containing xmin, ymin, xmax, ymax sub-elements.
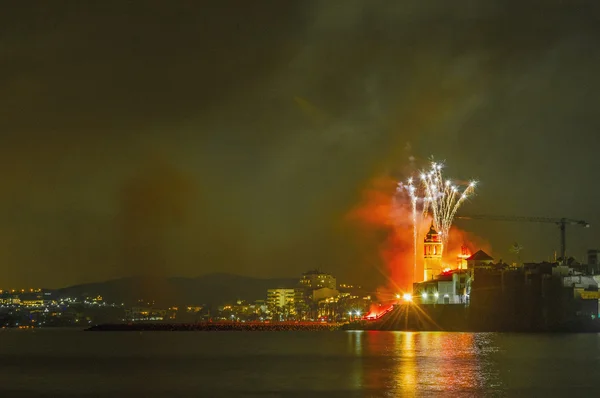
<box><xmin>396</xmin><ymin>161</ymin><xmax>477</xmax><ymax>278</ymax></box>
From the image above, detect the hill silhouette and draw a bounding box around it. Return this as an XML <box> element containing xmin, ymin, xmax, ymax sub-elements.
<box><xmin>54</xmin><ymin>273</ymin><xmax>298</xmax><ymax>307</ymax></box>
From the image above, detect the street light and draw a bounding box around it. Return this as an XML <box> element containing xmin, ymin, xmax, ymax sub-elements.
<box><xmin>421</xmin><ymin>292</ymin><xmax>428</xmax><ymax>299</ymax></box>
<box><xmin>395</xmin><ymin>294</ymin><xmax>401</xmax><ymax>299</ymax></box>
<box><xmin>402</xmin><ymin>293</ymin><xmax>412</xmax><ymax>302</ymax></box>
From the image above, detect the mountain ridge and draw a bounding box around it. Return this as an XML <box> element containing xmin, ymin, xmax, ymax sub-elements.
<box><xmin>54</xmin><ymin>273</ymin><xmax>299</xmax><ymax>307</ymax></box>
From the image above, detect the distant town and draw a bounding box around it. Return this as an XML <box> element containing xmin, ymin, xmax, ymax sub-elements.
<box><xmin>0</xmin><ymin>270</ymin><xmax>372</xmax><ymax>328</ymax></box>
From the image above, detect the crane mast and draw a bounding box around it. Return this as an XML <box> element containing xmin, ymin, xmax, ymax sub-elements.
<box><xmin>455</xmin><ymin>215</ymin><xmax>590</xmax><ymax>265</ymax></box>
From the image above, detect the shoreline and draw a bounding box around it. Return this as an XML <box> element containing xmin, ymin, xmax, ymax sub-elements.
<box><xmin>84</xmin><ymin>320</ymin><xmax>600</xmax><ymax>333</ymax></box>
<box><xmin>85</xmin><ymin>322</ymin><xmax>345</xmax><ymax>332</ymax></box>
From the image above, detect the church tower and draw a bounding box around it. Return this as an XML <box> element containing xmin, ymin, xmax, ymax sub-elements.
<box><xmin>423</xmin><ymin>222</ymin><xmax>443</xmax><ymax>281</ymax></box>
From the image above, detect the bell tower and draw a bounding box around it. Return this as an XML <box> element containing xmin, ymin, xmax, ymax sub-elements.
<box><xmin>423</xmin><ymin>222</ymin><xmax>443</xmax><ymax>281</ymax></box>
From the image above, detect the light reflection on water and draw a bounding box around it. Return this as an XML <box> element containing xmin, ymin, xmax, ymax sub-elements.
<box><xmin>356</xmin><ymin>331</ymin><xmax>502</xmax><ymax>395</ymax></box>
<box><xmin>1</xmin><ymin>329</ymin><xmax>600</xmax><ymax>396</ymax></box>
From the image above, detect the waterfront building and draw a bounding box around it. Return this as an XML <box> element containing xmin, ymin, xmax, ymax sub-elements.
<box><xmin>265</xmin><ymin>271</ymin><xmax>345</xmax><ymax>320</ymax></box>
<box><xmin>413</xmin><ymin>269</ymin><xmax>470</xmax><ymax>305</ymax></box>
<box><xmin>466</xmin><ymin>250</ymin><xmax>494</xmax><ymax>271</ymax></box>
<box><xmin>266</xmin><ymin>288</ymin><xmax>296</xmax><ymax>309</ymax></box>
<box><xmin>299</xmin><ymin>270</ymin><xmax>336</xmax><ymax>290</ymax></box>
<box><xmin>312</xmin><ymin>287</ymin><xmax>339</xmax><ymax>302</ymax></box>
<box><xmin>266</xmin><ymin>288</ymin><xmax>308</xmax><ymax>320</ymax></box>
<box><xmin>125</xmin><ymin>307</ymin><xmax>167</xmax><ymax>322</ymax></box>
<box><xmin>20</xmin><ymin>293</ymin><xmax>44</xmax><ymax>308</ymax></box>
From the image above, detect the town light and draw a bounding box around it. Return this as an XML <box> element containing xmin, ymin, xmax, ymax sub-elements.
<box><xmin>402</xmin><ymin>293</ymin><xmax>412</xmax><ymax>302</ymax></box>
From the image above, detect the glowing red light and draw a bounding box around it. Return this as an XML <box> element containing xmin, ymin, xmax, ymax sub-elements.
<box><xmin>364</xmin><ymin>304</ymin><xmax>394</xmax><ymax>320</ymax></box>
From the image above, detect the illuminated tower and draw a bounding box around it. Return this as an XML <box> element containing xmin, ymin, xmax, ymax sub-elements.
<box><xmin>423</xmin><ymin>223</ymin><xmax>443</xmax><ymax>281</ymax></box>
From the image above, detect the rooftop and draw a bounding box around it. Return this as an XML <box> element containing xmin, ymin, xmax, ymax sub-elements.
<box><xmin>466</xmin><ymin>250</ymin><xmax>493</xmax><ymax>261</ymax></box>
<box><xmin>425</xmin><ymin>222</ymin><xmax>439</xmax><ymax>238</ymax></box>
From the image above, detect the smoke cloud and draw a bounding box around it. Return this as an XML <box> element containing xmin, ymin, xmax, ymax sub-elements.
<box><xmin>349</xmin><ymin>169</ymin><xmax>491</xmax><ymax>295</ymax></box>
<box><xmin>1</xmin><ymin>1</ymin><xmax>599</xmax><ymax>287</ymax></box>
<box><xmin>118</xmin><ymin>156</ymin><xmax>197</xmax><ymax>276</ymax></box>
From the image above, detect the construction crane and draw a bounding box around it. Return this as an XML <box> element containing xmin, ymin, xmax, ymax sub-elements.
<box><xmin>455</xmin><ymin>215</ymin><xmax>590</xmax><ymax>265</ymax></box>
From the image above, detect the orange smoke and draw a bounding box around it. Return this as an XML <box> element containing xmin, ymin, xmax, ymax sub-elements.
<box><xmin>349</xmin><ymin>175</ymin><xmax>490</xmax><ymax>295</ymax></box>
<box><xmin>348</xmin><ymin>176</ymin><xmax>416</xmax><ymax>293</ymax></box>
<box><xmin>444</xmin><ymin>226</ymin><xmax>492</xmax><ymax>267</ymax></box>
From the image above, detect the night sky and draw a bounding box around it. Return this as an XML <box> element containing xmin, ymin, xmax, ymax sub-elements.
<box><xmin>2</xmin><ymin>1</ymin><xmax>600</xmax><ymax>288</ymax></box>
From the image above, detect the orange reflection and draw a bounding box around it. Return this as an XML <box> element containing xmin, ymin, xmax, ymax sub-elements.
<box><xmin>398</xmin><ymin>332</ymin><xmax>417</xmax><ymax>393</ymax></box>
<box><xmin>347</xmin><ymin>331</ymin><xmax>364</xmax><ymax>390</ymax></box>
<box><xmin>361</xmin><ymin>331</ymin><xmax>388</xmax><ymax>391</ymax></box>
<box><xmin>360</xmin><ymin>332</ymin><xmax>495</xmax><ymax>395</ymax></box>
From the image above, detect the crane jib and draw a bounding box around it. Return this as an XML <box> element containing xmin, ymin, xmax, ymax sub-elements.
<box><xmin>455</xmin><ymin>215</ymin><xmax>590</xmax><ymax>266</ymax></box>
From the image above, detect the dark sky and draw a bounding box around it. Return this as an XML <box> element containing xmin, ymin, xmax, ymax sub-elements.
<box><xmin>2</xmin><ymin>1</ymin><xmax>600</xmax><ymax>288</ymax></box>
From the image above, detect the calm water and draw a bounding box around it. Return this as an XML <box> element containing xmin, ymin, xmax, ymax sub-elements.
<box><xmin>1</xmin><ymin>329</ymin><xmax>599</xmax><ymax>397</ymax></box>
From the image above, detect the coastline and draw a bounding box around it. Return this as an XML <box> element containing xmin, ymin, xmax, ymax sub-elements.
<box><xmin>84</xmin><ymin>319</ymin><xmax>600</xmax><ymax>333</ymax></box>
<box><xmin>85</xmin><ymin>322</ymin><xmax>344</xmax><ymax>332</ymax></box>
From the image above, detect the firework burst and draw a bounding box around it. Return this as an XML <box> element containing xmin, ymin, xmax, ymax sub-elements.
<box><xmin>396</xmin><ymin>161</ymin><xmax>477</xmax><ymax>279</ymax></box>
